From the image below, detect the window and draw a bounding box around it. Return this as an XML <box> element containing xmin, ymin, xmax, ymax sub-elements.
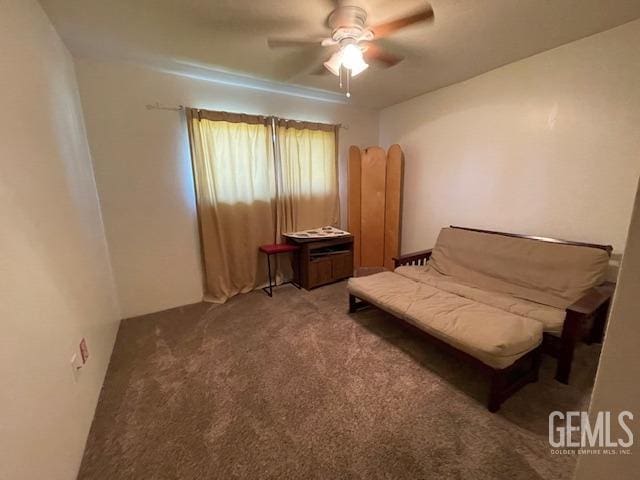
<box><xmin>186</xmin><ymin>109</ymin><xmax>339</xmax><ymax>302</ymax></box>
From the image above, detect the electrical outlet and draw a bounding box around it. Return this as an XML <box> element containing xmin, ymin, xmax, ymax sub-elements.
<box><xmin>79</xmin><ymin>337</ymin><xmax>89</xmax><ymax>364</ymax></box>
<box><xmin>70</xmin><ymin>353</ymin><xmax>82</xmax><ymax>370</ymax></box>
<box><xmin>70</xmin><ymin>352</ymin><xmax>82</xmax><ymax>383</ymax></box>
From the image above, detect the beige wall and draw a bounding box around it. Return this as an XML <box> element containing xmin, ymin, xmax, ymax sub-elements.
<box><xmin>74</xmin><ymin>58</ymin><xmax>379</xmax><ymax>317</ymax></box>
<box><xmin>380</xmin><ymin>20</ymin><xmax>640</xmax><ymax>257</ymax></box>
<box><xmin>574</xmin><ymin>179</ymin><xmax>640</xmax><ymax>479</ymax></box>
<box><xmin>0</xmin><ymin>1</ymin><xmax>120</xmax><ymax>479</ymax></box>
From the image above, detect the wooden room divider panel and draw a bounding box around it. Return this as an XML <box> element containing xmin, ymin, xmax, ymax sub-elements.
<box><xmin>348</xmin><ymin>146</ymin><xmax>362</xmax><ymax>270</ymax></box>
<box><xmin>360</xmin><ymin>146</ymin><xmax>387</xmax><ymax>267</ymax></box>
<box><xmin>384</xmin><ymin>145</ymin><xmax>404</xmax><ymax>270</ymax></box>
<box><xmin>348</xmin><ymin>145</ymin><xmax>404</xmax><ymax>271</ymax></box>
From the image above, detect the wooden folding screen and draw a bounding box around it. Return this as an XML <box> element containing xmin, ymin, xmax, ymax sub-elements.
<box><xmin>348</xmin><ymin>145</ymin><xmax>404</xmax><ymax>270</ymax></box>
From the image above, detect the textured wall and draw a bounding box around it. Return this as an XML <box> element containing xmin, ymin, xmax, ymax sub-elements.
<box><xmin>0</xmin><ymin>1</ymin><xmax>120</xmax><ymax>478</ymax></box>
<box><xmin>575</xmin><ymin>179</ymin><xmax>640</xmax><ymax>478</ymax></box>
<box><xmin>380</xmin><ymin>20</ymin><xmax>640</xmax><ymax>257</ymax></box>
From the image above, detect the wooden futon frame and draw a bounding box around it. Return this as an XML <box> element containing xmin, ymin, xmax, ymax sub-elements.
<box><xmin>348</xmin><ymin>226</ymin><xmax>615</xmax><ymax>412</ymax></box>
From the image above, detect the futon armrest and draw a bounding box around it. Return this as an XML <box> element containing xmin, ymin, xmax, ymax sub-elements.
<box><xmin>566</xmin><ymin>283</ymin><xmax>615</xmax><ymax>316</ymax></box>
<box><xmin>393</xmin><ymin>249</ymin><xmax>433</xmax><ymax>268</ymax></box>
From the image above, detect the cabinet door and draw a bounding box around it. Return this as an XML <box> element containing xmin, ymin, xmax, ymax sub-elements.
<box><xmin>331</xmin><ymin>253</ymin><xmax>354</xmax><ymax>280</ymax></box>
<box><xmin>309</xmin><ymin>258</ymin><xmax>332</xmax><ymax>288</ymax></box>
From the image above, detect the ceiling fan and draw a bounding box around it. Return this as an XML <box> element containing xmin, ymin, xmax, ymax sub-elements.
<box><xmin>267</xmin><ymin>2</ymin><xmax>434</xmax><ymax>97</ymax></box>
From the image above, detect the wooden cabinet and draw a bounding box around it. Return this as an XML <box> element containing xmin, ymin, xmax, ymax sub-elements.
<box><xmin>331</xmin><ymin>253</ymin><xmax>354</xmax><ymax>280</ymax></box>
<box><xmin>287</xmin><ymin>236</ymin><xmax>354</xmax><ymax>290</ymax></box>
<box><xmin>309</xmin><ymin>258</ymin><xmax>333</xmax><ymax>287</ymax></box>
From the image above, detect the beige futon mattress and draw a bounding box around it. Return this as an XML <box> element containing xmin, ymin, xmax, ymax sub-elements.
<box><xmin>348</xmin><ymin>272</ymin><xmax>543</xmax><ymax>369</ymax></box>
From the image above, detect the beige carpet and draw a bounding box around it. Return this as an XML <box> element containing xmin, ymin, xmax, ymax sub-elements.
<box><xmin>79</xmin><ymin>281</ymin><xmax>599</xmax><ymax>479</ymax></box>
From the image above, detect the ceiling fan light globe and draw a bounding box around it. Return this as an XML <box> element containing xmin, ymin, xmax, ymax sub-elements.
<box><xmin>350</xmin><ymin>60</ymin><xmax>369</xmax><ymax>77</ymax></box>
<box><xmin>341</xmin><ymin>43</ymin><xmax>364</xmax><ymax>70</ymax></box>
<box><xmin>324</xmin><ymin>51</ymin><xmax>343</xmax><ymax>76</ymax></box>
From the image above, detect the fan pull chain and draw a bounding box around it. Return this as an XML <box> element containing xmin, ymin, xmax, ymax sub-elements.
<box><xmin>346</xmin><ymin>69</ymin><xmax>351</xmax><ymax>98</ymax></box>
<box><xmin>339</xmin><ymin>67</ymin><xmax>343</xmax><ymax>89</ymax></box>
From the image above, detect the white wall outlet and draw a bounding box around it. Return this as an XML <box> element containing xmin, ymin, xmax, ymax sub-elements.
<box><xmin>70</xmin><ymin>352</ymin><xmax>83</xmax><ymax>383</ymax></box>
<box><xmin>70</xmin><ymin>353</ymin><xmax>82</xmax><ymax>370</ymax></box>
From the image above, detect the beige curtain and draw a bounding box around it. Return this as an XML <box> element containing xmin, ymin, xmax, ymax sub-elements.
<box><xmin>275</xmin><ymin>121</ymin><xmax>340</xmax><ymax>237</ymax></box>
<box><xmin>187</xmin><ymin>109</ymin><xmax>339</xmax><ymax>303</ymax></box>
<box><xmin>186</xmin><ymin>109</ymin><xmax>276</xmax><ymax>303</ymax></box>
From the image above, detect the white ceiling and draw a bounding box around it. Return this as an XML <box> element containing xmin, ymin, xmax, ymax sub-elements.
<box><xmin>39</xmin><ymin>0</ymin><xmax>640</xmax><ymax>108</ymax></box>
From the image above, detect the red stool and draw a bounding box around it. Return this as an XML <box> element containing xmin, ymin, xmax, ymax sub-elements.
<box><xmin>259</xmin><ymin>243</ymin><xmax>301</xmax><ymax>297</ymax></box>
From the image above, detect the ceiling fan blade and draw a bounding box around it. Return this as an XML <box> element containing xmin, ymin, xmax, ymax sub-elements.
<box><xmin>267</xmin><ymin>37</ymin><xmax>324</xmax><ymax>48</ymax></box>
<box><xmin>370</xmin><ymin>5</ymin><xmax>434</xmax><ymax>38</ymax></box>
<box><xmin>363</xmin><ymin>43</ymin><xmax>404</xmax><ymax>67</ymax></box>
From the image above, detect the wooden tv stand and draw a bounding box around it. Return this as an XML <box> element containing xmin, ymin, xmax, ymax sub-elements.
<box><xmin>286</xmin><ymin>235</ymin><xmax>354</xmax><ymax>290</ymax></box>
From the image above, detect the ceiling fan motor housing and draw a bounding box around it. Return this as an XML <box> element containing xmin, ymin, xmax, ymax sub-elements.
<box><xmin>328</xmin><ymin>5</ymin><xmax>370</xmax><ymax>43</ymax></box>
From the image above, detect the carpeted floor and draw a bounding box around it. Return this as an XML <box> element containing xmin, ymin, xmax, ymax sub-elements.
<box><xmin>79</xmin><ymin>281</ymin><xmax>599</xmax><ymax>479</ymax></box>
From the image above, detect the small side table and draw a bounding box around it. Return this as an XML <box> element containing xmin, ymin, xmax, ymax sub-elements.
<box><xmin>285</xmin><ymin>235</ymin><xmax>354</xmax><ymax>290</ymax></box>
<box><xmin>259</xmin><ymin>244</ymin><xmax>301</xmax><ymax>297</ymax></box>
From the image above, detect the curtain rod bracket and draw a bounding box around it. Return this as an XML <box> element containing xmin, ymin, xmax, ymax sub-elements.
<box><xmin>146</xmin><ymin>102</ymin><xmax>184</xmax><ymax>112</ymax></box>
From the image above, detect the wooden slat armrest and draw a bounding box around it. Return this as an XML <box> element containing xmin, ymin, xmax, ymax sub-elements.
<box><xmin>566</xmin><ymin>283</ymin><xmax>615</xmax><ymax>316</ymax></box>
<box><xmin>393</xmin><ymin>249</ymin><xmax>433</xmax><ymax>261</ymax></box>
<box><xmin>557</xmin><ymin>282</ymin><xmax>615</xmax><ymax>383</ymax></box>
<box><xmin>393</xmin><ymin>249</ymin><xmax>433</xmax><ymax>267</ymax></box>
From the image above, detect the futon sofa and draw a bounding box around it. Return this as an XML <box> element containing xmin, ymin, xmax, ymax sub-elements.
<box><xmin>347</xmin><ymin>226</ymin><xmax>614</xmax><ymax>411</ymax></box>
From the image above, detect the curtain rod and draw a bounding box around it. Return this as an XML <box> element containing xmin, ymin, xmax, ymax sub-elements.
<box><xmin>145</xmin><ymin>102</ymin><xmax>349</xmax><ymax>130</ymax></box>
<box><xmin>145</xmin><ymin>102</ymin><xmax>184</xmax><ymax>112</ymax></box>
